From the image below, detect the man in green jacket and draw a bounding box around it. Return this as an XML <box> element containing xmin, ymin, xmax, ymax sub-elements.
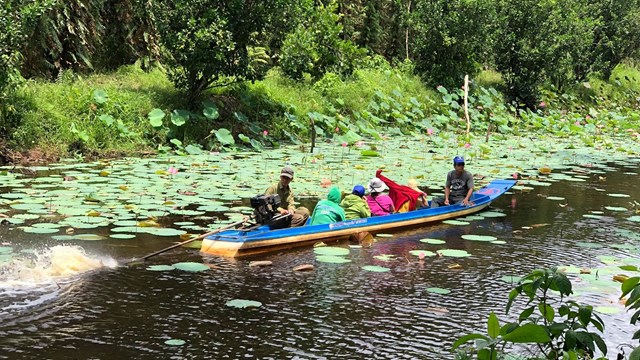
<box><xmin>340</xmin><ymin>185</ymin><xmax>371</xmax><ymax>220</ymax></box>
<box><xmin>310</xmin><ymin>187</ymin><xmax>346</xmax><ymax>225</ymax></box>
<box><xmin>265</xmin><ymin>166</ymin><xmax>309</xmax><ymax>227</ymax></box>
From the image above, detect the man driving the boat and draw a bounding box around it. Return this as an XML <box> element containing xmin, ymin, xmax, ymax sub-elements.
<box><xmin>430</xmin><ymin>156</ymin><xmax>474</xmax><ymax>207</ymax></box>
<box><xmin>265</xmin><ymin>166</ymin><xmax>310</xmax><ymax>227</ymax></box>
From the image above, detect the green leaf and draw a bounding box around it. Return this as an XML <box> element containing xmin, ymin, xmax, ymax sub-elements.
<box><xmin>518</xmin><ymin>306</ymin><xmax>535</xmax><ymax>322</ymax></box>
<box><xmin>487</xmin><ymin>312</ymin><xmax>500</xmax><ymax>339</ymax></box>
<box><xmin>620</xmin><ymin>265</ymin><xmax>640</xmax><ymax>272</ymax></box>
<box><xmin>628</xmin><ymin>346</ymin><xmax>640</xmax><ymax>360</ymax></box>
<box><xmin>148</xmin><ymin>108</ymin><xmax>165</xmax><ymax>127</ymax></box>
<box><xmin>93</xmin><ymin>89</ymin><xmax>108</xmax><ymax>104</ymax></box>
<box><xmin>451</xmin><ymin>333</ymin><xmax>490</xmax><ymax>350</ymax></box>
<box><xmin>538</xmin><ymin>303</ymin><xmax>555</xmax><ymax>322</ymax></box>
<box><xmin>225</xmin><ymin>299</ymin><xmax>262</xmax><ymax>308</ymax></box>
<box><xmin>171</xmin><ymin>110</ymin><xmax>190</xmax><ymax>127</ymax></box>
<box><xmin>502</xmin><ymin>324</ymin><xmax>551</xmax><ymax>343</ymax></box>
<box><xmin>203</xmin><ymin>100</ymin><xmax>219</xmax><ymax>120</ymax></box>
<box><xmin>99</xmin><ymin>114</ymin><xmax>115</xmax><ymax>126</ymax></box>
<box><xmin>215</xmin><ymin>128</ymin><xmax>235</xmax><ymax>145</ymax></box>
<box><xmin>622</xmin><ymin>277</ymin><xmax>640</xmax><ymax>297</ymax></box>
<box><xmin>184</xmin><ymin>144</ymin><xmax>203</xmax><ymax>155</ymax></box>
<box><xmin>578</xmin><ymin>306</ymin><xmax>592</xmax><ymax>326</ymax></box>
<box><xmin>238</xmin><ymin>134</ymin><xmax>251</xmax><ymax>143</ymax></box>
<box><xmin>360</xmin><ymin>150</ymin><xmax>380</xmax><ymax>157</ymax></box>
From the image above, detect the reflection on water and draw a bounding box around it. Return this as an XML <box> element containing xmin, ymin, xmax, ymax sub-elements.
<box><xmin>0</xmin><ymin>164</ymin><xmax>638</xmax><ymax>359</ymax></box>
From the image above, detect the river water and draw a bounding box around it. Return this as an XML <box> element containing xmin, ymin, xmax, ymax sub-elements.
<box><xmin>0</xmin><ymin>162</ymin><xmax>639</xmax><ymax>359</ymax></box>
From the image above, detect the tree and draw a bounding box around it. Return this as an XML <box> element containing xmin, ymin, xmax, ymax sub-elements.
<box><xmin>410</xmin><ymin>0</ymin><xmax>494</xmax><ymax>89</ymax></box>
<box><xmin>279</xmin><ymin>2</ymin><xmax>365</xmax><ymax>81</ymax></box>
<box><xmin>154</xmin><ymin>0</ymin><xmax>294</xmax><ymax>104</ymax></box>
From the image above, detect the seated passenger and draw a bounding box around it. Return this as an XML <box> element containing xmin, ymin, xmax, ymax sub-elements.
<box><xmin>375</xmin><ymin>170</ymin><xmax>424</xmax><ymax>212</ymax></box>
<box><xmin>340</xmin><ymin>185</ymin><xmax>371</xmax><ymax>220</ymax></box>
<box><xmin>366</xmin><ymin>178</ymin><xmax>395</xmax><ymax>216</ymax></box>
<box><xmin>431</xmin><ymin>156</ymin><xmax>474</xmax><ymax>207</ymax></box>
<box><xmin>407</xmin><ymin>179</ymin><xmax>429</xmax><ymax>209</ymax></box>
<box><xmin>310</xmin><ymin>187</ymin><xmax>346</xmax><ymax>225</ymax></box>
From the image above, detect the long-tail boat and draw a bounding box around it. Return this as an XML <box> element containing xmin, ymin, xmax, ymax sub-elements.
<box><xmin>200</xmin><ymin>179</ymin><xmax>517</xmax><ymax>257</ymax></box>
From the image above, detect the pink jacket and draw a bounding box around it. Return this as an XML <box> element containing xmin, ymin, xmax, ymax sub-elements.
<box><xmin>366</xmin><ymin>194</ymin><xmax>394</xmax><ymax>216</ymax></box>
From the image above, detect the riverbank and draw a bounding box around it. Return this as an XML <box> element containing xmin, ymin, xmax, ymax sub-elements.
<box><xmin>1</xmin><ymin>62</ymin><xmax>639</xmax><ymax>164</ymax></box>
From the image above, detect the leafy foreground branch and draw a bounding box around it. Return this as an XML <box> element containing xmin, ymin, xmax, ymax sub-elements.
<box><xmin>452</xmin><ymin>267</ymin><xmax>615</xmax><ymax>359</ymax></box>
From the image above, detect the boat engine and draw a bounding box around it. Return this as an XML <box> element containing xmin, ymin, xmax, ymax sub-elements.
<box><xmin>250</xmin><ymin>194</ymin><xmax>282</xmax><ymax>225</ymax></box>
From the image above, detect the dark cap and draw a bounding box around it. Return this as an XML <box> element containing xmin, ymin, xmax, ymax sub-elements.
<box><xmin>280</xmin><ymin>166</ymin><xmax>294</xmax><ymax>179</ymax></box>
<box><xmin>453</xmin><ymin>156</ymin><xmax>465</xmax><ymax>164</ymax></box>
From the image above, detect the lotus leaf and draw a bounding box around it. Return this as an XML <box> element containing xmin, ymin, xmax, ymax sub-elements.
<box><xmin>607</xmin><ymin>193</ymin><xmax>630</xmax><ymax>198</ymax></box>
<box><xmin>605</xmin><ymin>206</ymin><xmax>628</xmax><ymax>212</ymax></box>
<box><xmin>582</xmin><ymin>214</ymin><xmax>603</xmax><ymax>219</ymax></box>
<box><xmin>546</xmin><ymin>196</ymin><xmax>565</xmax><ymax>201</ymax></box>
<box><xmin>147</xmin><ymin>265</ymin><xmax>175</xmax><ymax>271</ymax></box>
<box><xmin>362</xmin><ymin>265</ymin><xmax>391</xmax><ymax>272</ymax></box>
<box><xmin>479</xmin><ymin>211</ymin><xmax>507</xmax><ymax>217</ymax></box>
<box><xmin>461</xmin><ymin>235</ymin><xmax>497</xmax><ymax>242</ymax></box>
<box><xmin>500</xmin><ymin>275</ymin><xmax>522</xmax><ymax>283</ymax></box>
<box><xmin>594</xmin><ymin>306</ymin><xmax>621</xmax><ymax>314</ymax></box>
<box><xmin>426</xmin><ymin>287</ymin><xmax>451</xmax><ymax>295</ymax></box>
<box><xmin>437</xmin><ymin>249</ymin><xmax>471</xmax><ymax>257</ymax></box>
<box><xmin>408</xmin><ymin>250</ymin><xmax>436</xmax><ymax>257</ymax></box>
<box><xmin>164</xmin><ymin>339</ymin><xmax>185</xmax><ymax>346</ymax></box>
<box><xmin>315</xmin><ymin>255</ymin><xmax>352</xmax><ymax>264</ymax></box>
<box><xmin>419</xmin><ymin>238</ymin><xmax>446</xmax><ymax>244</ymax></box>
<box><xmin>628</xmin><ymin>216</ymin><xmax>640</xmax><ymax>222</ymax></box>
<box><xmin>0</xmin><ymin>246</ymin><xmax>13</xmax><ymax>254</ymax></box>
<box><xmin>313</xmin><ymin>247</ymin><xmax>350</xmax><ymax>256</ymax></box>
<box><xmin>22</xmin><ymin>227</ymin><xmax>59</xmax><ymax>234</ymax></box>
<box><xmin>110</xmin><ymin>234</ymin><xmax>136</xmax><ymax>239</ymax></box>
<box><xmin>442</xmin><ymin>220</ymin><xmax>469</xmax><ymax>225</ymax></box>
<box><xmin>373</xmin><ymin>254</ymin><xmax>395</xmax><ymax>261</ymax></box>
<box><xmin>225</xmin><ymin>299</ymin><xmax>262</xmax><ymax>308</ymax></box>
<box><xmin>173</xmin><ymin>262</ymin><xmax>210</xmax><ymax>272</ymax></box>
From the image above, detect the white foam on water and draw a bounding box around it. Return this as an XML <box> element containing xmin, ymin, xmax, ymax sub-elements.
<box><xmin>0</xmin><ymin>245</ymin><xmax>117</xmax><ymax>286</ymax></box>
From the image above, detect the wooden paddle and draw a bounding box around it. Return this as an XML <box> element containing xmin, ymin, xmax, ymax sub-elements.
<box><xmin>128</xmin><ymin>217</ymin><xmax>249</xmax><ymax>264</ymax></box>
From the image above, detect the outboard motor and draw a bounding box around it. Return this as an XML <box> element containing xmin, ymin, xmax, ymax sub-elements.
<box><xmin>250</xmin><ymin>194</ymin><xmax>281</xmax><ymax>225</ymax></box>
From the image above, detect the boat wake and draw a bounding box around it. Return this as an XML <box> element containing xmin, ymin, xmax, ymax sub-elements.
<box><xmin>0</xmin><ymin>245</ymin><xmax>117</xmax><ymax>286</ymax></box>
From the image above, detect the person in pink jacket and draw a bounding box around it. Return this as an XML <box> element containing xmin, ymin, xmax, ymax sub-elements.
<box><xmin>366</xmin><ymin>177</ymin><xmax>395</xmax><ymax>216</ymax></box>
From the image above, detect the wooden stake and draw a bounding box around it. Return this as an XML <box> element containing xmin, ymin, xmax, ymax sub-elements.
<box><xmin>464</xmin><ymin>75</ymin><xmax>470</xmax><ymax>139</ymax></box>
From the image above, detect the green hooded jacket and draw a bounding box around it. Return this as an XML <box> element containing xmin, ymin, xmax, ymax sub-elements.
<box><xmin>310</xmin><ymin>187</ymin><xmax>346</xmax><ymax>225</ymax></box>
<box><xmin>340</xmin><ymin>194</ymin><xmax>371</xmax><ymax>220</ymax></box>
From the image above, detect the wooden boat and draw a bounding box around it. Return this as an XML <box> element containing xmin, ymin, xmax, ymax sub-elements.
<box><xmin>201</xmin><ymin>179</ymin><xmax>517</xmax><ymax>257</ymax></box>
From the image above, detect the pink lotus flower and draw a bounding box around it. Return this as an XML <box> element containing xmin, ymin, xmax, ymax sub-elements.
<box><xmin>355</xmin><ymin>141</ymin><xmax>365</xmax><ymax>148</ymax></box>
<box><xmin>167</xmin><ymin>166</ymin><xmax>178</xmax><ymax>175</ymax></box>
<box><xmin>341</xmin><ymin>142</ymin><xmax>347</xmax><ymax>147</ymax></box>
<box><xmin>511</xmin><ymin>172</ymin><xmax>518</xmax><ymax>179</ymax></box>
<box><xmin>464</xmin><ymin>143</ymin><xmax>471</xmax><ymax>149</ymax></box>
<box><xmin>574</xmin><ymin>121</ymin><xmax>581</xmax><ymax>126</ymax></box>
<box><xmin>311</xmin><ymin>158</ymin><xmax>317</xmax><ymax>164</ymax></box>
<box><xmin>427</xmin><ymin>128</ymin><xmax>434</xmax><ymax>136</ymax></box>
<box><xmin>586</xmin><ymin>115</ymin><xmax>592</xmax><ymax>120</ymax></box>
<box><xmin>335</xmin><ymin>127</ymin><xmax>340</xmax><ymax>133</ymax></box>
<box><xmin>539</xmin><ymin>101</ymin><xmax>547</xmax><ymax>108</ymax></box>
<box><xmin>262</xmin><ymin>130</ymin><xmax>268</xmax><ymax>136</ymax></box>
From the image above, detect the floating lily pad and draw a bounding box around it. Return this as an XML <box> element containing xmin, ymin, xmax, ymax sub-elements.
<box><xmin>164</xmin><ymin>339</ymin><xmax>186</xmax><ymax>346</ymax></box>
<box><xmin>373</xmin><ymin>254</ymin><xmax>395</xmax><ymax>261</ymax></box>
<box><xmin>546</xmin><ymin>196</ymin><xmax>565</xmax><ymax>201</ymax></box>
<box><xmin>594</xmin><ymin>306</ymin><xmax>621</xmax><ymax>314</ymax></box>
<box><xmin>225</xmin><ymin>299</ymin><xmax>262</xmax><ymax>308</ymax></box>
<box><xmin>316</xmin><ymin>255</ymin><xmax>352</xmax><ymax>263</ymax></box>
<box><xmin>582</xmin><ymin>214</ymin><xmax>604</xmax><ymax>219</ymax></box>
<box><xmin>437</xmin><ymin>249</ymin><xmax>471</xmax><ymax>257</ymax></box>
<box><xmin>147</xmin><ymin>265</ymin><xmax>175</xmax><ymax>271</ymax></box>
<box><xmin>426</xmin><ymin>287</ymin><xmax>451</xmax><ymax>295</ymax></box>
<box><xmin>110</xmin><ymin>234</ymin><xmax>136</xmax><ymax>239</ymax></box>
<box><xmin>172</xmin><ymin>262</ymin><xmax>210</xmax><ymax>272</ymax></box>
<box><xmin>375</xmin><ymin>233</ymin><xmax>393</xmax><ymax>238</ymax></box>
<box><xmin>21</xmin><ymin>227</ymin><xmax>60</xmax><ymax>234</ymax></box>
<box><xmin>607</xmin><ymin>193</ymin><xmax>630</xmax><ymax>198</ymax></box>
<box><xmin>0</xmin><ymin>246</ymin><xmax>13</xmax><ymax>254</ymax></box>
<box><xmin>362</xmin><ymin>265</ymin><xmax>391</xmax><ymax>272</ymax></box>
<box><xmin>409</xmin><ymin>250</ymin><xmax>436</xmax><ymax>257</ymax></box>
<box><xmin>73</xmin><ymin>234</ymin><xmax>106</xmax><ymax>241</ymax></box>
<box><xmin>491</xmin><ymin>240</ymin><xmax>506</xmax><ymax>245</ymax></box>
<box><xmin>627</xmin><ymin>216</ymin><xmax>640</xmax><ymax>222</ymax></box>
<box><xmin>479</xmin><ymin>211</ymin><xmax>507</xmax><ymax>218</ymax></box>
<box><xmin>605</xmin><ymin>206</ymin><xmax>628</xmax><ymax>212</ymax></box>
<box><xmin>461</xmin><ymin>235</ymin><xmax>497</xmax><ymax>242</ymax></box>
<box><xmin>419</xmin><ymin>238</ymin><xmax>446</xmax><ymax>244</ymax></box>
<box><xmin>313</xmin><ymin>247</ymin><xmax>350</xmax><ymax>256</ymax></box>
<box><xmin>576</xmin><ymin>242</ymin><xmax>604</xmax><ymax>249</ymax></box>
<box><xmin>349</xmin><ymin>245</ymin><xmax>362</xmax><ymax>249</ymax></box>
<box><xmin>442</xmin><ymin>220</ymin><xmax>469</xmax><ymax>225</ymax></box>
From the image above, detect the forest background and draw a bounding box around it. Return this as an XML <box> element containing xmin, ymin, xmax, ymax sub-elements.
<box><xmin>1</xmin><ymin>0</ymin><xmax>639</xmax><ymax>162</ymax></box>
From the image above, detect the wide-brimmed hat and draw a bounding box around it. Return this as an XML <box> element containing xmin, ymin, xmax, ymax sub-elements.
<box><xmin>368</xmin><ymin>177</ymin><xmax>387</xmax><ymax>193</ymax></box>
<box><xmin>280</xmin><ymin>166</ymin><xmax>294</xmax><ymax>179</ymax></box>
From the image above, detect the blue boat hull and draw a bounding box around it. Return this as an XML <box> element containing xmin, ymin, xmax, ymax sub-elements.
<box><xmin>201</xmin><ymin>179</ymin><xmax>516</xmax><ymax>257</ymax></box>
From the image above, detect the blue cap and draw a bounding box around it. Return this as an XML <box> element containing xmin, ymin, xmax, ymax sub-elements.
<box><xmin>453</xmin><ymin>156</ymin><xmax>465</xmax><ymax>164</ymax></box>
<box><xmin>352</xmin><ymin>185</ymin><xmax>365</xmax><ymax>197</ymax></box>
